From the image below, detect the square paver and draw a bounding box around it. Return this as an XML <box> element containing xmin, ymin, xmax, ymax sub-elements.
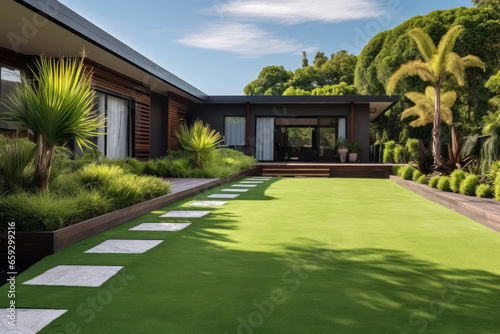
<box><xmin>208</xmin><ymin>194</ymin><xmax>240</xmax><ymax>198</ymax></box>
<box><xmin>189</xmin><ymin>201</ymin><xmax>228</xmax><ymax>206</ymax></box>
<box><xmin>221</xmin><ymin>188</ymin><xmax>248</xmax><ymax>192</ymax></box>
<box><xmin>85</xmin><ymin>239</ymin><xmax>163</xmax><ymax>254</ymax></box>
<box><xmin>248</xmin><ymin>177</ymin><xmax>271</xmax><ymax>180</ymax></box>
<box><xmin>240</xmin><ymin>181</ymin><xmax>264</xmax><ymax>184</ymax></box>
<box><xmin>160</xmin><ymin>210</ymin><xmax>211</xmax><ymax>218</ymax></box>
<box><xmin>231</xmin><ymin>184</ymin><xmax>257</xmax><ymax>187</ymax></box>
<box><xmin>129</xmin><ymin>223</ymin><xmax>191</xmax><ymax>231</ymax></box>
<box><xmin>0</xmin><ymin>308</ymin><xmax>67</xmax><ymax>333</ymax></box>
<box><xmin>23</xmin><ymin>265</ymin><xmax>123</xmax><ymax>287</ymax></box>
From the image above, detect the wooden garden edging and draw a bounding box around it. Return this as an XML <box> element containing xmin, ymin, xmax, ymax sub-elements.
<box><xmin>390</xmin><ymin>175</ymin><xmax>500</xmax><ymax>233</ymax></box>
<box><xmin>0</xmin><ymin>167</ymin><xmax>259</xmax><ymax>261</ymax></box>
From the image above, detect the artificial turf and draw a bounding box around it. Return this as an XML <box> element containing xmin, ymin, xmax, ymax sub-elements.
<box><xmin>2</xmin><ymin>178</ymin><xmax>500</xmax><ymax>333</ymax></box>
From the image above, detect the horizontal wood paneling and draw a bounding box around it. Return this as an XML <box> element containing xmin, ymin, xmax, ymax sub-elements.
<box><xmin>0</xmin><ymin>46</ymin><xmax>29</xmax><ymax>69</ymax></box>
<box><xmin>85</xmin><ymin>59</ymin><xmax>151</xmax><ymax>159</ymax></box>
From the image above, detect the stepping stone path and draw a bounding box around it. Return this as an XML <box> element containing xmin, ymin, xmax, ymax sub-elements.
<box><xmin>23</xmin><ymin>265</ymin><xmax>123</xmax><ymax>287</ymax></box>
<box><xmin>130</xmin><ymin>222</ymin><xmax>191</xmax><ymax>231</ymax></box>
<box><xmin>160</xmin><ymin>210</ymin><xmax>211</xmax><ymax>218</ymax></box>
<box><xmin>0</xmin><ymin>309</ymin><xmax>67</xmax><ymax>333</ymax></box>
<box><xmin>208</xmin><ymin>194</ymin><xmax>240</xmax><ymax>198</ymax></box>
<box><xmin>16</xmin><ymin>176</ymin><xmax>274</xmax><ymax>332</ymax></box>
<box><xmin>85</xmin><ymin>239</ymin><xmax>163</xmax><ymax>254</ymax></box>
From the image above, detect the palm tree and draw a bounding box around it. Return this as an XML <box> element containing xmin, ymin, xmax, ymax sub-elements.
<box><xmin>175</xmin><ymin>119</ymin><xmax>223</xmax><ymax>168</ymax></box>
<box><xmin>401</xmin><ymin>86</ymin><xmax>455</xmax><ymax>127</ymax></box>
<box><xmin>386</xmin><ymin>25</ymin><xmax>485</xmax><ymax>160</ymax></box>
<box><xmin>1</xmin><ymin>54</ymin><xmax>105</xmax><ymax>191</ymax></box>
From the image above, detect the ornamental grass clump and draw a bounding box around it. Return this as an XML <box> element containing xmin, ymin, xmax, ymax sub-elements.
<box><xmin>450</xmin><ymin>169</ymin><xmax>466</xmax><ymax>193</ymax></box>
<box><xmin>476</xmin><ymin>184</ymin><xmax>493</xmax><ymax>198</ymax></box>
<box><xmin>412</xmin><ymin>170</ymin><xmax>423</xmax><ymax>182</ymax></box>
<box><xmin>400</xmin><ymin>165</ymin><xmax>415</xmax><ymax>180</ymax></box>
<box><xmin>459</xmin><ymin>174</ymin><xmax>480</xmax><ymax>196</ymax></box>
<box><xmin>392</xmin><ymin>165</ymin><xmax>402</xmax><ymax>176</ymax></box>
<box><xmin>417</xmin><ymin>175</ymin><xmax>428</xmax><ymax>184</ymax></box>
<box><xmin>437</xmin><ymin>176</ymin><xmax>451</xmax><ymax>192</ymax></box>
<box><xmin>429</xmin><ymin>176</ymin><xmax>441</xmax><ymax>188</ymax></box>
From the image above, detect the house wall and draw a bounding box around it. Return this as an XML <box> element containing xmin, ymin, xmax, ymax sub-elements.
<box><xmin>192</xmin><ymin>103</ymin><xmax>371</xmax><ymax>162</ymax></box>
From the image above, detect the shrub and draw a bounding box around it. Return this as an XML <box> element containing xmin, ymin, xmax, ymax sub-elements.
<box><xmin>393</xmin><ymin>145</ymin><xmax>404</xmax><ymax>163</ymax></box>
<box><xmin>496</xmin><ymin>173</ymin><xmax>500</xmax><ymax>201</ymax></box>
<box><xmin>383</xmin><ymin>141</ymin><xmax>396</xmax><ymax>163</ymax></box>
<box><xmin>412</xmin><ymin>170</ymin><xmax>423</xmax><ymax>182</ymax></box>
<box><xmin>476</xmin><ymin>184</ymin><xmax>493</xmax><ymax>198</ymax></box>
<box><xmin>459</xmin><ymin>174</ymin><xmax>480</xmax><ymax>196</ymax></box>
<box><xmin>437</xmin><ymin>177</ymin><xmax>451</xmax><ymax>192</ymax></box>
<box><xmin>78</xmin><ymin>164</ymin><xmax>124</xmax><ymax>188</ymax></box>
<box><xmin>0</xmin><ymin>137</ymin><xmax>37</xmax><ymax>193</ymax></box>
<box><xmin>406</xmin><ymin>139</ymin><xmax>419</xmax><ymax>162</ymax></box>
<box><xmin>416</xmin><ymin>175</ymin><xmax>428</xmax><ymax>184</ymax></box>
<box><xmin>429</xmin><ymin>176</ymin><xmax>441</xmax><ymax>188</ymax></box>
<box><xmin>450</xmin><ymin>169</ymin><xmax>466</xmax><ymax>193</ymax></box>
<box><xmin>168</xmin><ymin>159</ymin><xmax>191</xmax><ymax>177</ymax></box>
<box><xmin>400</xmin><ymin>165</ymin><xmax>415</xmax><ymax>180</ymax></box>
<box><xmin>142</xmin><ymin>160</ymin><xmax>159</xmax><ymax>176</ymax></box>
<box><xmin>392</xmin><ymin>165</ymin><xmax>402</xmax><ymax>176</ymax></box>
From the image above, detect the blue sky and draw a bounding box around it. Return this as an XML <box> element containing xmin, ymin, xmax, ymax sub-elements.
<box><xmin>61</xmin><ymin>0</ymin><xmax>473</xmax><ymax>95</ymax></box>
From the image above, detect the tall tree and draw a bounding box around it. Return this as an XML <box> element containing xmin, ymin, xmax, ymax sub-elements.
<box><xmin>243</xmin><ymin>65</ymin><xmax>292</xmax><ymax>96</ymax></box>
<box><xmin>313</xmin><ymin>51</ymin><xmax>328</xmax><ymax>68</ymax></box>
<box><xmin>302</xmin><ymin>51</ymin><xmax>309</xmax><ymax>68</ymax></box>
<box><xmin>472</xmin><ymin>0</ymin><xmax>500</xmax><ymax>10</ymax></box>
<box><xmin>1</xmin><ymin>54</ymin><xmax>105</xmax><ymax>191</ymax></box>
<box><xmin>386</xmin><ymin>26</ymin><xmax>485</xmax><ymax>160</ymax></box>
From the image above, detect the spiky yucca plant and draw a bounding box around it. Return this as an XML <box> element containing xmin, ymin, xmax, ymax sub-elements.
<box><xmin>1</xmin><ymin>54</ymin><xmax>105</xmax><ymax>191</ymax></box>
<box><xmin>387</xmin><ymin>25</ymin><xmax>485</xmax><ymax>161</ymax></box>
<box><xmin>401</xmin><ymin>86</ymin><xmax>456</xmax><ymax>127</ymax></box>
<box><xmin>175</xmin><ymin>119</ymin><xmax>223</xmax><ymax>168</ymax></box>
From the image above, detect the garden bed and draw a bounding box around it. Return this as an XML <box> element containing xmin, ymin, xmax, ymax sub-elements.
<box><xmin>390</xmin><ymin>175</ymin><xmax>500</xmax><ymax>232</ymax></box>
<box><xmin>0</xmin><ymin>168</ymin><xmax>258</xmax><ymax>261</ymax></box>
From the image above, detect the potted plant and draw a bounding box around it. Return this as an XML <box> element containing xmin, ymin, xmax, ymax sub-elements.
<box><xmin>347</xmin><ymin>141</ymin><xmax>362</xmax><ymax>163</ymax></box>
<box><xmin>336</xmin><ymin>138</ymin><xmax>349</xmax><ymax>163</ymax></box>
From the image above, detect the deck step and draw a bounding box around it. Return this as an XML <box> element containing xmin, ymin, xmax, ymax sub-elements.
<box><xmin>262</xmin><ymin>168</ymin><xmax>330</xmax><ymax>172</ymax></box>
<box><xmin>262</xmin><ymin>173</ymin><xmax>330</xmax><ymax>177</ymax></box>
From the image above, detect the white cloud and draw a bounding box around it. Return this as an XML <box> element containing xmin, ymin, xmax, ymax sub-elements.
<box><xmin>177</xmin><ymin>23</ymin><xmax>302</xmax><ymax>56</ymax></box>
<box><xmin>212</xmin><ymin>0</ymin><xmax>381</xmax><ymax>24</ymax></box>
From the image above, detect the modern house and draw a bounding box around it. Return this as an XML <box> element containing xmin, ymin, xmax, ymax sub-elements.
<box><xmin>0</xmin><ymin>0</ymin><xmax>398</xmax><ymax>162</ymax></box>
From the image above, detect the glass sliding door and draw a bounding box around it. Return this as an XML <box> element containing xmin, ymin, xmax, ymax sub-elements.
<box><xmin>255</xmin><ymin>117</ymin><xmax>274</xmax><ymax>161</ymax></box>
<box><xmin>106</xmin><ymin>95</ymin><xmax>129</xmax><ymax>159</ymax></box>
<box><xmin>225</xmin><ymin>116</ymin><xmax>246</xmax><ymax>146</ymax></box>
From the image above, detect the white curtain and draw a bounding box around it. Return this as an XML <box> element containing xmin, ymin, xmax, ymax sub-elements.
<box><xmin>225</xmin><ymin>117</ymin><xmax>245</xmax><ymax>146</ymax></box>
<box><xmin>106</xmin><ymin>95</ymin><xmax>129</xmax><ymax>159</ymax></box>
<box><xmin>256</xmin><ymin>117</ymin><xmax>274</xmax><ymax>161</ymax></box>
<box><xmin>338</xmin><ymin>118</ymin><xmax>346</xmax><ymax>141</ymax></box>
<box><xmin>95</xmin><ymin>93</ymin><xmax>106</xmax><ymax>154</ymax></box>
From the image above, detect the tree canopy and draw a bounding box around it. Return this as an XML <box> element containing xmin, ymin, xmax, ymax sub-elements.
<box><xmin>244</xmin><ymin>50</ymin><xmax>357</xmax><ymax>95</ymax></box>
<box><xmin>355</xmin><ymin>6</ymin><xmax>500</xmax><ymax>142</ymax></box>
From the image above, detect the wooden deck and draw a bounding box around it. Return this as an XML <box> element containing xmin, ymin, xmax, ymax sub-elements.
<box><xmin>257</xmin><ymin>162</ymin><xmax>401</xmax><ymax>178</ymax></box>
<box><xmin>163</xmin><ymin>178</ymin><xmax>218</xmax><ymax>193</ymax></box>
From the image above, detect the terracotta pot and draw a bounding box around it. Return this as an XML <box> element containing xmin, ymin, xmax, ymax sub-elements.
<box><xmin>337</xmin><ymin>147</ymin><xmax>348</xmax><ymax>163</ymax></box>
<box><xmin>349</xmin><ymin>152</ymin><xmax>358</xmax><ymax>163</ymax></box>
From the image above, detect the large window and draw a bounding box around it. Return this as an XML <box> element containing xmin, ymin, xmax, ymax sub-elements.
<box><xmin>0</xmin><ymin>64</ymin><xmax>26</xmax><ymax>130</ymax></box>
<box><xmin>224</xmin><ymin>116</ymin><xmax>246</xmax><ymax>146</ymax></box>
<box><xmin>93</xmin><ymin>92</ymin><xmax>133</xmax><ymax>159</ymax></box>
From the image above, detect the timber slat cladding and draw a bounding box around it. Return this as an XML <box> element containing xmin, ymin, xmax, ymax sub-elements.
<box><xmin>85</xmin><ymin>59</ymin><xmax>151</xmax><ymax>159</ymax></box>
<box><xmin>0</xmin><ymin>46</ymin><xmax>29</xmax><ymax>69</ymax></box>
<box><xmin>168</xmin><ymin>95</ymin><xmax>192</xmax><ymax>151</ymax></box>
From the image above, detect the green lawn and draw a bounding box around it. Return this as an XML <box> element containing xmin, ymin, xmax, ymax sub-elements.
<box><xmin>2</xmin><ymin>178</ymin><xmax>500</xmax><ymax>333</ymax></box>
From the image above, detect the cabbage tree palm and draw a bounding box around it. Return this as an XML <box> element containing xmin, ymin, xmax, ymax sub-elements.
<box><xmin>175</xmin><ymin>119</ymin><xmax>223</xmax><ymax>168</ymax></box>
<box><xmin>401</xmin><ymin>86</ymin><xmax>455</xmax><ymax>127</ymax></box>
<box><xmin>1</xmin><ymin>54</ymin><xmax>105</xmax><ymax>191</ymax></box>
<box><xmin>387</xmin><ymin>25</ymin><xmax>485</xmax><ymax>161</ymax></box>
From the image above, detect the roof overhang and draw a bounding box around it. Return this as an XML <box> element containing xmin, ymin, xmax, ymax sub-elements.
<box><xmin>202</xmin><ymin>95</ymin><xmax>399</xmax><ymax>121</ymax></box>
<box><xmin>0</xmin><ymin>0</ymin><xmax>207</xmax><ymax>102</ymax></box>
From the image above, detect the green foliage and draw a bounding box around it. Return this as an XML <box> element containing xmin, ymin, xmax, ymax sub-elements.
<box><xmin>0</xmin><ymin>190</ymin><xmax>112</xmax><ymax>231</ymax></box>
<box><xmin>356</xmin><ymin>7</ymin><xmax>500</xmax><ymax>141</ymax></box>
<box><xmin>495</xmin><ymin>173</ymin><xmax>500</xmax><ymax>201</ymax></box>
<box><xmin>400</xmin><ymin>165</ymin><xmax>416</xmax><ymax>180</ymax></box>
<box><xmin>437</xmin><ymin>176</ymin><xmax>451</xmax><ymax>192</ymax></box>
<box><xmin>417</xmin><ymin>175</ymin><xmax>428</xmax><ymax>184</ymax></box>
<box><xmin>450</xmin><ymin>169</ymin><xmax>467</xmax><ymax>193</ymax></box>
<box><xmin>476</xmin><ymin>183</ymin><xmax>493</xmax><ymax>198</ymax></box>
<box><xmin>459</xmin><ymin>174</ymin><xmax>480</xmax><ymax>195</ymax></box>
<box><xmin>175</xmin><ymin>119</ymin><xmax>223</xmax><ymax>168</ymax></box>
<box><xmin>245</xmin><ymin>50</ymin><xmax>357</xmax><ymax>95</ymax></box>
<box><xmin>392</xmin><ymin>165</ymin><xmax>402</xmax><ymax>176</ymax></box>
<box><xmin>412</xmin><ymin>170</ymin><xmax>423</xmax><ymax>182</ymax></box>
<box><xmin>0</xmin><ymin>54</ymin><xmax>105</xmax><ymax>191</ymax></box>
<box><xmin>473</xmin><ymin>0</ymin><xmax>500</xmax><ymax>11</ymax></box>
<box><xmin>78</xmin><ymin>164</ymin><xmax>125</xmax><ymax>188</ymax></box>
<box><xmin>406</xmin><ymin>139</ymin><xmax>419</xmax><ymax>162</ymax></box>
<box><xmin>0</xmin><ymin>136</ymin><xmax>36</xmax><ymax>193</ymax></box>
<box><xmin>383</xmin><ymin>141</ymin><xmax>396</xmax><ymax>163</ymax></box>
<box><xmin>429</xmin><ymin>176</ymin><xmax>442</xmax><ymax>188</ymax></box>
<box><xmin>347</xmin><ymin>140</ymin><xmax>362</xmax><ymax>153</ymax></box>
